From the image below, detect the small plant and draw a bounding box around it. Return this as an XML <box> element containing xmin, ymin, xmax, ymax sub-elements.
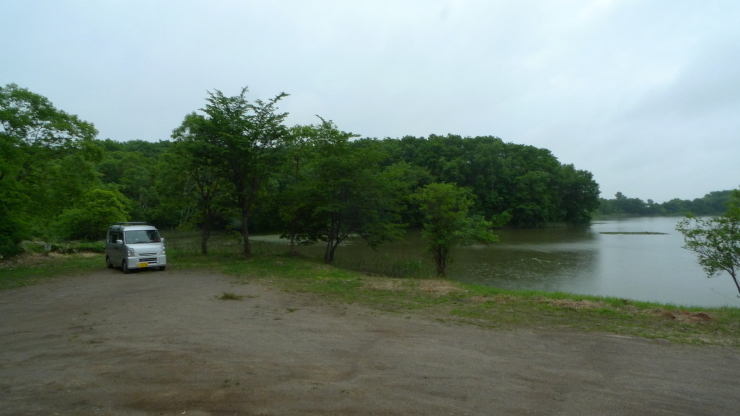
<box><xmin>677</xmin><ymin>189</ymin><xmax>740</xmax><ymax>297</ymax></box>
<box><xmin>218</xmin><ymin>292</ymin><xmax>244</xmax><ymax>301</ymax></box>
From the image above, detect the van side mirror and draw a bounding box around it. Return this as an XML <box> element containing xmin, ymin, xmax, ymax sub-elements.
<box><xmin>161</xmin><ymin>238</ymin><xmax>165</xmax><ymax>243</ymax></box>
<box><xmin>116</xmin><ymin>239</ymin><xmax>123</xmax><ymax>245</ymax></box>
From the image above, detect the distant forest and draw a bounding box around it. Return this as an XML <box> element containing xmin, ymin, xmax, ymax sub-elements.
<box><xmin>597</xmin><ymin>190</ymin><xmax>735</xmax><ymax>216</ymax></box>
<box><xmin>1</xmin><ymin>84</ymin><xmax>603</xmax><ymax>257</ymax></box>
<box><xmin>5</xmin><ymin>84</ymin><xmax>731</xmax><ymax>259</ymax></box>
<box><xmin>91</xmin><ymin>133</ymin><xmax>602</xmax><ymax>231</ymax></box>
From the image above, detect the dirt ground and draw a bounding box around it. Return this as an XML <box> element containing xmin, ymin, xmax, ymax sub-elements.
<box><xmin>1</xmin><ymin>270</ymin><xmax>738</xmax><ymax>415</ymax></box>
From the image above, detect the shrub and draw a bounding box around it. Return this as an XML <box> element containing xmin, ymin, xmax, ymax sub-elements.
<box><xmin>56</xmin><ymin>189</ymin><xmax>128</xmax><ymax>241</ymax></box>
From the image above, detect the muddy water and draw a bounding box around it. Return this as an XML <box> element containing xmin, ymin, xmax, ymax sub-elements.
<box><xmin>286</xmin><ymin>217</ymin><xmax>739</xmax><ymax>308</ymax></box>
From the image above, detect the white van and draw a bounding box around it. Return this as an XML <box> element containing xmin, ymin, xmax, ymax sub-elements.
<box><xmin>105</xmin><ymin>222</ymin><xmax>167</xmax><ymax>273</ymax></box>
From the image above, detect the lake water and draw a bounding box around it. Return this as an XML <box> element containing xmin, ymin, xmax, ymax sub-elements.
<box><xmin>282</xmin><ymin>216</ymin><xmax>740</xmax><ymax>308</ymax></box>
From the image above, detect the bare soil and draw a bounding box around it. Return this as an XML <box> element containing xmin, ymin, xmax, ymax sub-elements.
<box><xmin>1</xmin><ymin>269</ymin><xmax>738</xmax><ymax>415</ymax></box>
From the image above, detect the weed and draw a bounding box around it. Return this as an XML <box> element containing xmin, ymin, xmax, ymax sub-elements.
<box><xmin>218</xmin><ymin>292</ymin><xmax>244</xmax><ymax>301</ymax></box>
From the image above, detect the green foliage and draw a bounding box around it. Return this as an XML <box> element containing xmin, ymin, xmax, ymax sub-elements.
<box><xmin>412</xmin><ymin>183</ymin><xmax>501</xmax><ymax>276</ymax></box>
<box><xmin>153</xmin><ymin>142</ymin><xmax>229</xmax><ymax>253</ymax></box>
<box><xmin>172</xmin><ymin>87</ymin><xmax>290</xmax><ymax>256</ymax></box>
<box><xmin>676</xmin><ymin>189</ymin><xmax>740</xmax><ymax>296</ymax></box>
<box><xmin>2</xmin><ymin>84</ymin><xmax>601</xmax><ymax>259</ymax></box>
<box><xmin>1</xmin><ymin>83</ymin><xmax>100</xmax><ymax>251</ymax></box>
<box><xmin>0</xmin><ymin>214</ymin><xmax>26</xmax><ymax>258</ymax></box>
<box><xmin>55</xmin><ymin>189</ymin><xmax>128</xmax><ymax>241</ymax></box>
<box><xmin>20</xmin><ymin>241</ymin><xmax>105</xmax><ymax>254</ymax></box>
<box><xmin>358</xmin><ymin>135</ymin><xmax>599</xmax><ymax>227</ymax></box>
<box><xmin>600</xmin><ymin>190</ymin><xmax>735</xmax><ymax>216</ymax></box>
<box><xmin>278</xmin><ymin>119</ymin><xmax>409</xmax><ymax>263</ymax></box>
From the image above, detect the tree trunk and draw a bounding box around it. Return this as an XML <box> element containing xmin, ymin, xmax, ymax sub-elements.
<box><xmin>288</xmin><ymin>219</ymin><xmax>298</xmax><ymax>256</ymax></box>
<box><xmin>200</xmin><ymin>212</ymin><xmax>211</xmax><ymax>255</ymax></box>
<box><xmin>324</xmin><ymin>216</ymin><xmax>338</xmax><ymax>263</ymax></box>
<box><xmin>432</xmin><ymin>246</ymin><xmax>448</xmax><ymax>277</ymax></box>
<box><xmin>730</xmin><ymin>270</ymin><xmax>740</xmax><ymax>297</ymax></box>
<box><xmin>241</xmin><ymin>210</ymin><xmax>251</xmax><ymax>257</ymax></box>
<box><xmin>324</xmin><ymin>235</ymin><xmax>335</xmax><ymax>263</ymax></box>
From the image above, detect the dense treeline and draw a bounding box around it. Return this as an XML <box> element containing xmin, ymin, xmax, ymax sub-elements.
<box><xmin>1</xmin><ymin>84</ymin><xmax>603</xmax><ymax>258</ymax></box>
<box><xmin>598</xmin><ymin>191</ymin><xmax>734</xmax><ymax>216</ymax></box>
<box><xmin>360</xmin><ymin>136</ymin><xmax>600</xmax><ymax>227</ymax></box>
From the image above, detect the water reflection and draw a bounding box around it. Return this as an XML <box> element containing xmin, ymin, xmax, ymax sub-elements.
<box><xmin>447</xmin><ymin>226</ymin><xmax>599</xmax><ymax>296</ymax></box>
<box><xmin>278</xmin><ymin>217</ymin><xmax>740</xmax><ymax>308</ymax></box>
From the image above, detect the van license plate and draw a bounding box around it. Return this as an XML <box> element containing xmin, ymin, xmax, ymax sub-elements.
<box><xmin>138</xmin><ymin>262</ymin><xmax>148</xmax><ymax>268</ymax></box>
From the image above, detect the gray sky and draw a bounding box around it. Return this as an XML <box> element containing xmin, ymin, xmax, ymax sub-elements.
<box><xmin>2</xmin><ymin>0</ymin><xmax>738</xmax><ymax>202</ymax></box>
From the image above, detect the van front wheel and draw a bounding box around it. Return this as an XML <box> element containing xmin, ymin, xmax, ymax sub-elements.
<box><xmin>106</xmin><ymin>256</ymin><xmax>113</xmax><ymax>269</ymax></box>
<box><xmin>122</xmin><ymin>260</ymin><xmax>130</xmax><ymax>274</ymax></box>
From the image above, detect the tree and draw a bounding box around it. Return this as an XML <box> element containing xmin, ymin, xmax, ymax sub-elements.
<box><xmin>557</xmin><ymin>164</ymin><xmax>600</xmax><ymax>225</ymax></box>
<box><xmin>154</xmin><ymin>143</ymin><xmax>228</xmax><ymax>254</ymax></box>
<box><xmin>273</xmin><ymin>124</ymin><xmax>321</xmax><ymax>255</ymax></box>
<box><xmin>412</xmin><ymin>183</ymin><xmax>502</xmax><ymax>276</ymax></box>
<box><xmin>56</xmin><ymin>189</ymin><xmax>128</xmax><ymax>241</ymax></box>
<box><xmin>294</xmin><ymin>120</ymin><xmax>408</xmax><ymax>263</ymax></box>
<box><xmin>676</xmin><ymin>189</ymin><xmax>740</xmax><ymax>297</ymax></box>
<box><xmin>172</xmin><ymin>87</ymin><xmax>289</xmax><ymax>257</ymax></box>
<box><xmin>364</xmin><ymin>134</ymin><xmax>600</xmax><ymax>227</ymax></box>
<box><xmin>1</xmin><ymin>84</ymin><xmax>99</xmax><ymax>255</ymax></box>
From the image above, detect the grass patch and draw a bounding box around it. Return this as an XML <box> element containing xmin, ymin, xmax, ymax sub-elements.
<box><xmin>3</xmin><ymin>249</ymin><xmax>739</xmax><ymax>347</ymax></box>
<box><xmin>206</xmin><ymin>253</ymin><xmax>740</xmax><ymax>347</ymax></box>
<box><xmin>218</xmin><ymin>292</ymin><xmax>244</xmax><ymax>301</ymax></box>
<box><xmin>0</xmin><ymin>253</ymin><xmax>104</xmax><ymax>290</ymax></box>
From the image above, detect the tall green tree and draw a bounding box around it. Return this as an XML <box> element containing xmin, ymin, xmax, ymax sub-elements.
<box><xmin>412</xmin><ymin>183</ymin><xmax>502</xmax><ymax>276</ymax></box>
<box><xmin>273</xmin><ymin>124</ymin><xmax>322</xmax><ymax>255</ymax></box>
<box><xmin>557</xmin><ymin>164</ymin><xmax>600</xmax><ymax>225</ymax></box>
<box><xmin>676</xmin><ymin>189</ymin><xmax>740</xmax><ymax>296</ymax></box>
<box><xmin>157</xmin><ymin>142</ymin><xmax>228</xmax><ymax>254</ymax></box>
<box><xmin>0</xmin><ymin>84</ymin><xmax>99</xmax><ymax>255</ymax></box>
<box><xmin>172</xmin><ymin>87</ymin><xmax>289</xmax><ymax>257</ymax></box>
<box><xmin>292</xmin><ymin>120</ymin><xmax>409</xmax><ymax>263</ymax></box>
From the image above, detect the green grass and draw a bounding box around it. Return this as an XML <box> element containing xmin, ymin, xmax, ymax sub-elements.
<box><xmin>2</xmin><ymin>249</ymin><xmax>739</xmax><ymax>347</ymax></box>
<box><xmin>0</xmin><ymin>253</ymin><xmax>104</xmax><ymax>290</ymax></box>
<box><xmin>20</xmin><ymin>240</ymin><xmax>106</xmax><ymax>253</ymax></box>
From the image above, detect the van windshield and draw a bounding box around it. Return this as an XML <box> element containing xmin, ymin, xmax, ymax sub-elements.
<box><xmin>124</xmin><ymin>230</ymin><xmax>161</xmax><ymax>244</ymax></box>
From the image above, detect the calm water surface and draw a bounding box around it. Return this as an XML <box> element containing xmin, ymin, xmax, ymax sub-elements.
<box><xmin>287</xmin><ymin>216</ymin><xmax>739</xmax><ymax>308</ymax></box>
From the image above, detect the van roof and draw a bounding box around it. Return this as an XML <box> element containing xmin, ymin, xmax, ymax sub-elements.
<box><xmin>108</xmin><ymin>222</ymin><xmax>158</xmax><ymax>231</ymax></box>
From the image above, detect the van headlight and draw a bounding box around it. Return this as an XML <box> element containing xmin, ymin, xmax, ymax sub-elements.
<box><xmin>161</xmin><ymin>247</ymin><xmax>166</xmax><ymax>254</ymax></box>
<box><xmin>127</xmin><ymin>247</ymin><xmax>135</xmax><ymax>257</ymax></box>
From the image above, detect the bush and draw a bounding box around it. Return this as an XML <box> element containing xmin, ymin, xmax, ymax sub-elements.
<box><xmin>0</xmin><ymin>215</ymin><xmax>26</xmax><ymax>258</ymax></box>
<box><xmin>56</xmin><ymin>189</ymin><xmax>128</xmax><ymax>241</ymax></box>
<box><xmin>20</xmin><ymin>240</ymin><xmax>106</xmax><ymax>254</ymax></box>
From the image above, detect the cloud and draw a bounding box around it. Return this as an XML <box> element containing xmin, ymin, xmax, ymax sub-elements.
<box><xmin>1</xmin><ymin>0</ymin><xmax>738</xmax><ymax>202</ymax></box>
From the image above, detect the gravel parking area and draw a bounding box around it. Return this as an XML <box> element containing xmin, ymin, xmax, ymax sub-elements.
<box><xmin>1</xmin><ymin>270</ymin><xmax>738</xmax><ymax>415</ymax></box>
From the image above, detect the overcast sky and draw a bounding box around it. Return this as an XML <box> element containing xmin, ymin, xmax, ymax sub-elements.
<box><xmin>2</xmin><ymin>0</ymin><xmax>738</xmax><ymax>202</ymax></box>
